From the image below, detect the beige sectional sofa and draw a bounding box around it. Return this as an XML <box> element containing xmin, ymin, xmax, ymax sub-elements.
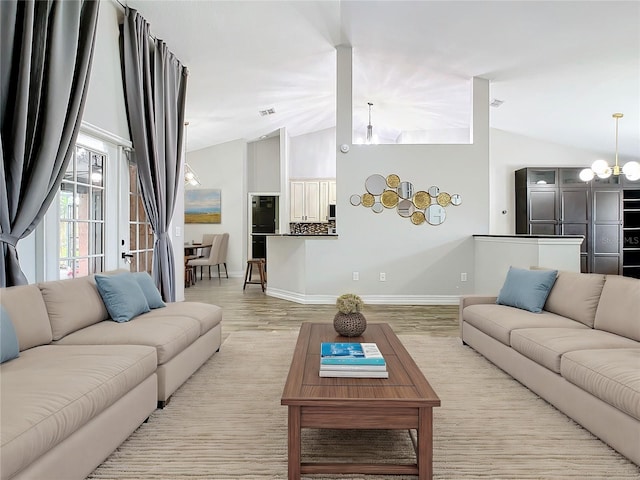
<box><xmin>0</xmin><ymin>274</ymin><xmax>222</xmax><ymax>480</ymax></box>
<box><xmin>460</xmin><ymin>271</ymin><xmax>640</xmax><ymax>465</ymax></box>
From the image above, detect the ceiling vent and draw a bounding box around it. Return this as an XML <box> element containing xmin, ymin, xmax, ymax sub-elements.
<box><xmin>490</xmin><ymin>98</ymin><xmax>504</xmax><ymax>108</ymax></box>
<box><xmin>259</xmin><ymin>107</ymin><xmax>276</xmax><ymax>116</ymax></box>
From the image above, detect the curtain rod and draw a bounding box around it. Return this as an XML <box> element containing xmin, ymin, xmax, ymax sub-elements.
<box><xmin>110</xmin><ymin>0</ymin><xmax>159</xmax><ymax>42</ymax></box>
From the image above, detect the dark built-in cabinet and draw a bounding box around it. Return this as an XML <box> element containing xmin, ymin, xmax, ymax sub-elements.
<box><xmin>515</xmin><ymin>168</ymin><xmax>640</xmax><ymax>278</ymax></box>
<box><xmin>623</xmin><ymin>189</ymin><xmax>640</xmax><ymax>278</ymax></box>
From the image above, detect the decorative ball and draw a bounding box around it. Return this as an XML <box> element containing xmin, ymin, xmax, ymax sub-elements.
<box><xmin>333</xmin><ymin>312</ymin><xmax>367</xmax><ymax>337</ymax></box>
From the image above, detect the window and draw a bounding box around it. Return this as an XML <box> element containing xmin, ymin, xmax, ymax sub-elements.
<box><xmin>128</xmin><ymin>163</ymin><xmax>153</xmax><ymax>273</ymax></box>
<box><xmin>59</xmin><ymin>145</ymin><xmax>105</xmax><ymax>279</ymax></box>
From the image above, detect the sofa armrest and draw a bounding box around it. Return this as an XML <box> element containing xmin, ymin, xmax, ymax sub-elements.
<box><xmin>458</xmin><ymin>295</ymin><xmax>497</xmax><ymax>334</ymax></box>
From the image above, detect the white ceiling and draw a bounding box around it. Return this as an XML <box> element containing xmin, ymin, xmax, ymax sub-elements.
<box><xmin>125</xmin><ymin>0</ymin><xmax>640</xmax><ymax>160</ymax></box>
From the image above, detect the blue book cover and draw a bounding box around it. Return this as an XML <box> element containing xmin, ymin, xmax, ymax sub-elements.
<box><xmin>320</xmin><ymin>342</ymin><xmax>386</xmax><ymax>365</ymax></box>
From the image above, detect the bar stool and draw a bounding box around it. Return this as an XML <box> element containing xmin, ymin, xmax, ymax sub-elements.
<box><xmin>243</xmin><ymin>258</ymin><xmax>266</xmax><ymax>292</ymax></box>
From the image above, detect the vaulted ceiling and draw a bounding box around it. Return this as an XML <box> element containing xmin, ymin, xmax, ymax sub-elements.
<box><xmin>125</xmin><ymin>0</ymin><xmax>640</xmax><ymax>160</ymax></box>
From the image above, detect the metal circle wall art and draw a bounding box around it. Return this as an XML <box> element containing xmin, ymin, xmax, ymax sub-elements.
<box><xmin>411</xmin><ymin>211</ymin><xmax>426</xmax><ymax>225</ymax></box>
<box><xmin>413</xmin><ymin>191</ymin><xmax>431</xmax><ymax>209</ymax></box>
<box><xmin>437</xmin><ymin>192</ymin><xmax>452</xmax><ymax>207</ymax></box>
<box><xmin>361</xmin><ymin>192</ymin><xmax>375</xmax><ymax>208</ymax></box>
<box><xmin>381</xmin><ymin>190</ymin><xmax>399</xmax><ymax>208</ymax></box>
<box><xmin>350</xmin><ymin>173</ymin><xmax>462</xmax><ymax>226</ymax></box>
<box><xmin>386</xmin><ymin>174</ymin><xmax>400</xmax><ymax>188</ymax></box>
<box><xmin>365</xmin><ymin>174</ymin><xmax>387</xmax><ymax>195</ymax></box>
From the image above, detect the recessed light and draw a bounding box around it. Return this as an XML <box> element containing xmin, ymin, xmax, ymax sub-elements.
<box><xmin>258</xmin><ymin>108</ymin><xmax>276</xmax><ymax>116</ymax></box>
<box><xmin>260</xmin><ymin>135</ymin><xmax>268</xmax><ymax>139</ymax></box>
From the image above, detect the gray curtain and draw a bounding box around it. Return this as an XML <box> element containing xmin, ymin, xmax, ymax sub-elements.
<box><xmin>122</xmin><ymin>8</ymin><xmax>188</xmax><ymax>302</ymax></box>
<box><xmin>0</xmin><ymin>0</ymin><xmax>100</xmax><ymax>287</ymax></box>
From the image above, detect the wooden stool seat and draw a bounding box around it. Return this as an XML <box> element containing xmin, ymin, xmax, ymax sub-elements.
<box><xmin>243</xmin><ymin>258</ymin><xmax>266</xmax><ymax>292</ymax></box>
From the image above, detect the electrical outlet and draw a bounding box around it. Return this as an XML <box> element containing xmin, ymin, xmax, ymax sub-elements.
<box><xmin>379</xmin><ymin>272</ymin><xmax>386</xmax><ymax>282</ymax></box>
<box><xmin>352</xmin><ymin>272</ymin><xmax>359</xmax><ymax>281</ymax></box>
<box><xmin>461</xmin><ymin>272</ymin><xmax>467</xmax><ymax>282</ymax></box>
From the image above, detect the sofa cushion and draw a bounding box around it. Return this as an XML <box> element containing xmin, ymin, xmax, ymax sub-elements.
<box><xmin>39</xmin><ymin>276</ymin><xmax>109</xmax><ymax>341</ymax></box>
<box><xmin>543</xmin><ymin>271</ymin><xmax>605</xmax><ymax>327</ymax></box>
<box><xmin>496</xmin><ymin>267</ymin><xmax>558</xmax><ymax>313</ymax></box>
<box><xmin>0</xmin><ymin>284</ymin><xmax>52</xmax><ymax>350</ymax></box>
<box><xmin>138</xmin><ymin>302</ymin><xmax>222</xmax><ymax>336</ymax></box>
<box><xmin>53</xmin><ymin>315</ymin><xmax>202</xmax><ymax>364</ymax></box>
<box><xmin>463</xmin><ymin>304</ymin><xmax>589</xmax><ymax>346</ymax></box>
<box><xmin>0</xmin><ymin>306</ymin><xmax>19</xmax><ymax>363</ymax></box>
<box><xmin>0</xmin><ymin>344</ymin><xmax>157</xmax><ymax>480</ymax></box>
<box><xmin>511</xmin><ymin>328</ymin><xmax>640</xmax><ymax>373</ymax></box>
<box><xmin>594</xmin><ymin>275</ymin><xmax>640</xmax><ymax>341</ymax></box>
<box><xmin>132</xmin><ymin>272</ymin><xmax>166</xmax><ymax>309</ymax></box>
<box><xmin>561</xmin><ymin>348</ymin><xmax>640</xmax><ymax>421</ymax></box>
<box><xmin>95</xmin><ymin>273</ymin><xmax>151</xmax><ymax>322</ymax></box>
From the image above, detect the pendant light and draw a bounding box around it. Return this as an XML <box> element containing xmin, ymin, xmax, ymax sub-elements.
<box><xmin>365</xmin><ymin>102</ymin><xmax>374</xmax><ymax>144</ymax></box>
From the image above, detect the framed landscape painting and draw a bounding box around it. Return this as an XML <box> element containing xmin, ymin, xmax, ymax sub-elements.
<box><xmin>185</xmin><ymin>188</ymin><xmax>221</xmax><ymax>224</ymax></box>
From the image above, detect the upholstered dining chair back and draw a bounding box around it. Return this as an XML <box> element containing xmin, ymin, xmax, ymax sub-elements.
<box><xmin>200</xmin><ymin>233</ymin><xmax>216</xmax><ymax>257</ymax></box>
<box><xmin>187</xmin><ymin>233</ymin><xmax>229</xmax><ymax>280</ymax></box>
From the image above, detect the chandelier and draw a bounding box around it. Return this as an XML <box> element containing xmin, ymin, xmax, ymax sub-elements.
<box><xmin>580</xmin><ymin>113</ymin><xmax>640</xmax><ymax>182</ymax></box>
<box><xmin>183</xmin><ymin>121</ymin><xmax>201</xmax><ymax>186</ymax></box>
<box><xmin>184</xmin><ymin>163</ymin><xmax>200</xmax><ymax>186</ymax></box>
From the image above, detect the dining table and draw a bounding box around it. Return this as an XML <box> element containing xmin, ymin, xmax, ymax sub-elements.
<box><xmin>184</xmin><ymin>243</ymin><xmax>212</xmax><ymax>287</ymax></box>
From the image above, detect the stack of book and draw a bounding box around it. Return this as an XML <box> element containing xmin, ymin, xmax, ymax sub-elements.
<box><xmin>319</xmin><ymin>342</ymin><xmax>388</xmax><ymax>378</ymax></box>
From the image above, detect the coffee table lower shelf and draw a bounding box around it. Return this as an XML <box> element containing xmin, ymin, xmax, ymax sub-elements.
<box><xmin>287</xmin><ymin>404</ymin><xmax>433</xmax><ymax>479</ymax></box>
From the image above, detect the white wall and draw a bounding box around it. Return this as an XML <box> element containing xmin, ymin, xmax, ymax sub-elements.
<box><xmin>184</xmin><ymin>139</ymin><xmax>247</xmax><ymax>277</ymax></box>
<box><xmin>489</xmin><ymin>128</ymin><xmax>608</xmax><ymax>234</ymax></box>
<box><xmin>82</xmin><ymin>2</ymin><xmax>130</xmax><ymax>140</ymax></box>
<box><xmin>289</xmin><ymin>127</ymin><xmax>336</xmax><ymax>178</ymax></box>
<box><xmin>270</xmin><ymin>47</ymin><xmax>490</xmax><ymax>300</ymax></box>
<box><xmin>247</xmin><ymin>136</ymin><xmax>280</xmax><ymax>192</ymax></box>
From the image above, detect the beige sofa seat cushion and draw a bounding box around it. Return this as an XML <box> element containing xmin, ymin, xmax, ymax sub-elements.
<box><xmin>0</xmin><ymin>285</ymin><xmax>52</xmax><ymax>350</ymax></box>
<box><xmin>543</xmin><ymin>271</ymin><xmax>605</xmax><ymax>327</ymax></box>
<box><xmin>463</xmin><ymin>304</ymin><xmax>588</xmax><ymax>346</ymax></box>
<box><xmin>511</xmin><ymin>328</ymin><xmax>640</xmax><ymax>373</ymax></box>
<box><xmin>39</xmin><ymin>276</ymin><xmax>109</xmax><ymax>341</ymax></box>
<box><xmin>594</xmin><ymin>275</ymin><xmax>640</xmax><ymax>341</ymax></box>
<box><xmin>0</xmin><ymin>344</ymin><xmax>156</xmax><ymax>480</ymax></box>
<box><xmin>561</xmin><ymin>348</ymin><xmax>640</xmax><ymax>421</ymax></box>
<box><xmin>138</xmin><ymin>302</ymin><xmax>222</xmax><ymax>336</ymax></box>
<box><xmin>54</xmin><ymin>316</ymin><xmax>201</xmax><ymax>364</ymax></box>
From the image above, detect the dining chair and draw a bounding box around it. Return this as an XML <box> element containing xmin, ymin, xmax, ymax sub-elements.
<box><xmin>187</xmin><ymin>233</ymin><xmax>229</xmax><ymax>280</ymax></box>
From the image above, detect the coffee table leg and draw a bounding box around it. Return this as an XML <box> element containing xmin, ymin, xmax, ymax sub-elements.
<box><xmin>417</xmin><ymin>407</ymin><xmax>433</xmax><ymax>480</ymax></box>
<box><xmin>288</xmin><ymin>406</ymin><xmax>301</xmax><ymax>480</ymax></box>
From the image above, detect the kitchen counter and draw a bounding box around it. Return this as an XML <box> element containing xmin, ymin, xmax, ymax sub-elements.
<box><xmin>253</xmin><ymin>233</ymin><xmax>338</xmax><ymax>237</ymax></box>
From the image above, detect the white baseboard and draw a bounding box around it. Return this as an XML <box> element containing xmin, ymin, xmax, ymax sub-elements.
<box><xmin>266</xmin><ymin>287</ymin><xmax>460</xmax><ymax>305</ymax></box>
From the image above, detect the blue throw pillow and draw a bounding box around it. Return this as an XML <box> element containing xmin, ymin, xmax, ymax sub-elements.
<box><xmin>132</xmin><ymin>272</ymin><xmax>166</xmax><ymax>309</ymax></box>
<box><xmin>0</xmin><ymin>305</ymin><xmax>20</xmax><ymax>363</ymax></box>
<box><xmin>496</xmin><ymin>267</ymin><xmax>558</xmax><ymax>313</ymax></box>
<box><xmin>95</xmin><ymin>273</ymin><xmax>150</xmax><ymax>323</ymax></box>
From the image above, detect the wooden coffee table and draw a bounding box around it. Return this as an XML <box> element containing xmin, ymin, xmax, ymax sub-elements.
<box><xmin>281</xmin><ymin>322</ymin><xmax>440</xmax><ymax>479</ymax></box>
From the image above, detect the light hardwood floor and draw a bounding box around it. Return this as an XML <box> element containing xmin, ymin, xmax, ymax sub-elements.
<box><xmin>184</xmin><ymin>276</ymin><xmax>460</xmax><ymax>337</ymax></box>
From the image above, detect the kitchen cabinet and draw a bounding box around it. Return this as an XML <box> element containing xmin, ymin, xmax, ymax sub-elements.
<box><xmin>516</xmin><ymin>167</ymin><xmax>626</xmax><ymax>275</ymax></box>
<box><xmin>291</xmin><ymin>179</ymin><xmax>336</xmax><ymax>222</ymax></box>
<box><xmin>291</xmin><ymin>180</ymin><xmax>320</xmax><ymax>222</ymax></box>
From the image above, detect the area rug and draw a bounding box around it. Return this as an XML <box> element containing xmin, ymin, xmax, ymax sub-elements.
<box><xmin>88</xmin><ymin>330</ymin><xmax>639</xmax><ymax>479</ymax></box>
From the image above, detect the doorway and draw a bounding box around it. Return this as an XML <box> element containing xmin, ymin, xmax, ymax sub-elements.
<box><xmin>250</xmin><ymin>195</ymin><xmax>278</xmax><ymax>260</ymax></box>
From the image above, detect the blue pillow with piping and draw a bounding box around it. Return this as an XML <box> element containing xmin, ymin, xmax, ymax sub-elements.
<box><xmin>496</xmin><ymin>267</ymin><xmax>558</xmax><ymax>313</ymax></box>
<box><xmin>132</xmin><ymin>272</ymin><xmax>166</xmax><ymax>309</ymax></box>
<box><xmin>95</xmin><ymin>273</ymin><xmax>150</xmax><ymax>322</ymax></box>
<box><xmin>0</xmin><ymin>305</ymin><xmax>20</xmax><ymax>363</ymax></box>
